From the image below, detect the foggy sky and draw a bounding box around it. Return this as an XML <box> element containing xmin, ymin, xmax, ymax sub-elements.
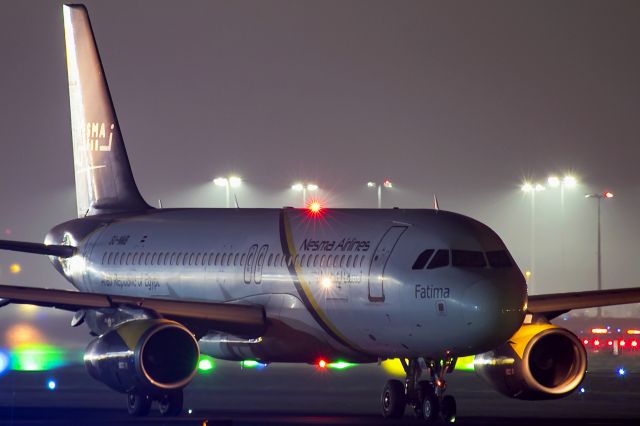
<box><xmin>1</xmin><ymin>0</ymin><xmax>639</xmax><ymax>311</ymax></box>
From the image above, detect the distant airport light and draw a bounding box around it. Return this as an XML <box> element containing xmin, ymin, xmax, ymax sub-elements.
<box><xmin>317</xmin><ymin>359</ymin><xmax>327</xmax><ymax>369</ymax></box>
<box><xmin>213</xmin><ymin>177</ymin><xmax>228</xmax><ymax>187</ymax></box>
<box><xmin>579</xmin><ymin>387</ymin><xmax>586</xmax><ymax>394</ymax></box>
<box><xmin>383</xmin><ymin>179</ymin><xmax>393</xmax><ymax>188</ymax></box>
<box><xmin>619</xmin><ymin>340</ymin><xmax>626</xmax><ymax>347</ymax></box>
<box><xmin>626</xmin><ymin>329</ymin><xmax>640</xmax><ymax>335</ymax></box>
<box><xmin>367</xmin><ymin>181</ymin><xmax>376</xmax><ymax>188</ymax></box>
<box><xmin>617</xmin><ymin>367</ymin><xmax>626</xmax><ymax>377</ymax></box>
<box><xmin>593</xmin><ymin>339</ymin><xmax>600</xmax><ymax>347</ymax></box>
<box><xmin>291</xmin><ymin>183</ymin><xmax>303</xmax><ymax>191</ymax></box>
<box><xmin>241</xmin><ymin>360</ymin><xmax>266</xmax><ymax>369</ymax></box>
<box><xmin>521</xmin><ymin>182</ymin><xmax>533</xmax><ymax>193</ymax></box>
<box><xmin>547</xmin><ymin>176</ymin><xmax>560</xmax><ymax>188</ymax></box>
<box><xmin>47</xmin><ymin>379</ymin><xmax>57</xmax><ymax>390</ymax></box>
<box><xmin>368</xmin><ymin>180</ymin><xmax>393</xmax><ymax>208</ymax></box>
<box><xmin>582</xmin><ymin>339</ymin><xmax>589</xmax><ymax>345</ymax></box>
<box><xmin>632</xmin><ymin>341</ymin><xmax>638</xmax><ymax>348</ymax></box>
<box><xmin>562</xmin><ymin>175</ymin><xmax>577</xmax><ymax>188</ymax></box>
<box><xmin>328</xmin><ymin>361</ymin><xmax>356</xmax><ymax>370</ymax></box>
<box><xmin>291</xmin><ymin>182</ymin><xmax>318</xmax><ymax>206</ymax></box>
<box><xmin>9</xmin><ymin>263</ymin><xmax>21</xmax><ymax>274</ymax></box>
<box><xmin>306</xmin><ymin>184</ymin><xmax>319</xmax><ymax>191</ymax></box>
<box><xmin>591</xmin><ymin>328</ymin><xmax>608</xmax><ymax>334</ymax></box>
<box><xmin>604</xmin><ymin>191</ymin><xmax>614</xmax><ymax>199</ymax></box>
<box><xmin>535</xmin><ymin>183</ymin><xmax>545</xmax><ymax>191</ymax></box>
<box><xmin>0</xmin><ymin>351</ymin><xmax>9</xmax><ymax>375</ymax></box>
<box><xmin>608</xmin><ymin>340</ymin><xmax>613</xmax><ymax>346</ymax></box>
<box><xmin>228</xmin><ymin>176</ymin><xmax>242</xmax><ymax>188</ymax></box>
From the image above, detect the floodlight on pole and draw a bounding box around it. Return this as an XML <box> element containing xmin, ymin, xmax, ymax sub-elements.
<box><xmin>291</xmin><ymin>182</ymin><xmax>318</xmax><ymax>206</ymax></box>
<box><xmin>213</xmin><ymin>175</ymin><xmax>242</xmax><ymax>208</ymax></box>
<box><xmin>367</xmin><ymin>180</ymin><xmax>393</xmax><ymax>208</ymax></box>
<box><xmin>585</xmin><ymin>191</ymin><xmax>614</xmax><ymax>317</ymax></box>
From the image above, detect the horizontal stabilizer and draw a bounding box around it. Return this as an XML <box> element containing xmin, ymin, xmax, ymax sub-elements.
<box><xmin>0</xmin><ymin>240</ymin><xmax>76</xmax><ymax>258</ymax></box>
<box><xmin>0</xmin><ymin>284</ymin><xmax>266</xmax><ymax>338</ymax></box>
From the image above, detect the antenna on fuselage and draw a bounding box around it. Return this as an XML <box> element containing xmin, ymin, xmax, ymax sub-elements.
<box><xmin>158</xmin><ymin>199</ymin><xmax>163</xmax><ymax>209</ymax></box>
<box><xmin>234</xmin><ymin>194</ymin><xmax>240</xmax><ymax>208</ymax></box>
<box><xmin>433</xmin><ymin>194</ymin><xmax>440</xmax><ymax>211</ymax></box>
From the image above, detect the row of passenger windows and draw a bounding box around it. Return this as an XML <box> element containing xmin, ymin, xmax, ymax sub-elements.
<box><xmin>411</xmin><ymin>249</ymin><xmax>513</xmax><ymax>270</ymax></box>
<box><xmin>101</xmin><ymin>250</ymin><xmax>368</xmax><ymax>269</ymax></box>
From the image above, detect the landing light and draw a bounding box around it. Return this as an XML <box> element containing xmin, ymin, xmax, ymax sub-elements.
<box><xmin>321</xmin><ymin>276</ymin><xmax>333</xmax><ymax>289</ymax></box>
<box><xmin>9</xmin><ymin>263</ymin><xmax>21</xmax><ymax>274</ymax></box>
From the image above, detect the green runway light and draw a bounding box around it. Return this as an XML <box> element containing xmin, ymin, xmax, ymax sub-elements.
<box><xmin>241</xmin><ymin>360</ymin><xmax>259</xmax><ymax>368</ymax></box>
<box><xmin>10</xmin><ymin>343</ymin><xmax>66</xmax><ymax>371</ymax></box>
<box><xmin>328</xmin><ymin>361</ymin><xmax>356</xmax><ymax>370</ymax></box>
<box><xmin>197</xmin><ymin>355</ymin><xmax>215</xmax><ymax>372</ymax></box>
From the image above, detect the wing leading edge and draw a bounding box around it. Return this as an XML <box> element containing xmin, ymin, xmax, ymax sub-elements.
<box><xmin>0</xmin><ymin>284</ymin><xmax>266</xmax><ymax>338</ymax></box>
<box><xmin>528</xmin><ymin>287</ymin><xmax>640</xmax><ymax>318</ymax></box>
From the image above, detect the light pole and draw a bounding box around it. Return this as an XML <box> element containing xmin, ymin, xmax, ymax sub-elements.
<box><xmin>521</xmin><ymin>181</ymin><xmax>545</xmax><ymax>293</ymax></box>
<box><xmin>213</xmin><ymin>175</ymin><xmax>242</xmax><ymax>208</ymax></box>
<box><xmin>291</xmin><ymin>183</ymin><xmax>318</xmax><ymax>207</ymax></box>
<box><xmin>585</xmin><ymin>191</ymin><xmax>614</xmax><ymax>317</ymax></box>
<box><xmin>367</xmin><ymin>179</ymin><xmax>392</xmax><ymax>209</ymax></box>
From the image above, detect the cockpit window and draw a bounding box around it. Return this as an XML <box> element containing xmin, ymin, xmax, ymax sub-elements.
<box><xmin>486</xmin><ymin>250</ymin><xmax>513</xmax><ymax>268</ymax></box>
<box><xmin>452</xmin><ymin>250</ymin><xmax>486</xmax><ymax>268</ymax></box>
<box><xmin>412</xmin><ymin>249</ymin><xmax>434</xmax><ymax>270</ymax></box>
<box><xmin>427</xmin><ymin>249</ymin><xmax>450</xmax><ymax>269</ymax></box>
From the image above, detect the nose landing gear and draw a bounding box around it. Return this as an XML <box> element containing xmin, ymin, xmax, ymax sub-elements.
<box><xmin>380</xmin><ymin>356</ymin><xmax>457</xmax><ymax>423</ymax></box>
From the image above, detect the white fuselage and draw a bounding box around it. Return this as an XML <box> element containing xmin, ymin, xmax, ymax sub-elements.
<box><xmin>47</xmin><ymin>207</ymin><xmax>527</xmax><ymax>363</ymax></box>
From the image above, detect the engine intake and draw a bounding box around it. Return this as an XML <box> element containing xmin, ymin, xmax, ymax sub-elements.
<box><xmin>475</xmin><ymin>324</ymin><xmax>587</xmax><ymax>400</ymax></box>
<box><xmin>84</xmin><ymin>319</ymin><xmax>199</xmax><ymax>393</ymax></box>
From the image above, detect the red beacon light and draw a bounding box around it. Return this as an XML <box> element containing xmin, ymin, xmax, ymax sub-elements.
<box><xmin>307</xmin><ymin>200</ymin><xmax>323</xmax><ymax>215</ymax></box>
<box><xmin>317</xmin><ymin>359</ymin><xmax>327</xmax><ymax>369</ymax></box>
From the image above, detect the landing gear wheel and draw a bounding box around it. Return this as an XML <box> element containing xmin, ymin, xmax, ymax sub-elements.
<box><xmin>380</xmin><ymin>379</ymin><xmax>405</xmax><ymax>418</ymax></box>
<box><xmin>421</xmin><ymin>390</ymin><xmax>439</xmax><ymax>422</ymax></box>
<box><xmin>440</xmin><ymin>395</ymin><xmax>457</xmax><ymax>423</ymax></box>
<box><xmin>158</xmin><ymin>390</ymin><xmax>184</xmax><ymax>417</ymax></box>
<box><xmin>127</xmin><ymin>392</ymin><xmax>151</xmax><ymax>416</ymax></box>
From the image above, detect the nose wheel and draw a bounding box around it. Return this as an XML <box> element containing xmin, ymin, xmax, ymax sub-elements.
<box><xmin>379</xmin><ymin>356</ymin><xmax>457</xmax><ymax>422</ymax></box>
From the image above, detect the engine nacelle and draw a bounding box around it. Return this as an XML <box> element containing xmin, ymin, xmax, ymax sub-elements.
<box><xmin>84</xmin><ymin>319</ymin><xmax>199</xmax><ymax>394</ymax></box>
<box><xmin>475</xmin><ymin>324</ymin><xmax>587</xmax><ymax>400</ymax></box>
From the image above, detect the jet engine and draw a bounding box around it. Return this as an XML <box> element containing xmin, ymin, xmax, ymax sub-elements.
<box><xmin>474</xmin><ymin>323</ymin><xmax>587</xmax><ymax>400</ymax></box>
<box><xmin>84</xmin><ymin>318</ymin><xmax>199</xmax><ymax>394</ymax></box>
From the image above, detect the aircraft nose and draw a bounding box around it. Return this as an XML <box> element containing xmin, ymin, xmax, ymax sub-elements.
<box><xmin>462</xmin><ymin>278</ymin><xmax>526</xmax><ymax>351</ymax></box>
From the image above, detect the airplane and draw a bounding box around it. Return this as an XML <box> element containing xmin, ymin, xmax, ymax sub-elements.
<box><xmin>1</xmin><ymin>4</ymin><xmax>640</xmax><ymax>422</ymax></box>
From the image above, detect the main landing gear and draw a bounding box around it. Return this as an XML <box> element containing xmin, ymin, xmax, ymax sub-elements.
<box><xmin>381</xmin><ymin>357</ymin><xmax>457</xmax><ymax>423</ymax></box>
<box><xmin>127</xmin><ymin>389</ymin><xmax>184</xmax><ymax>417</ymax></box>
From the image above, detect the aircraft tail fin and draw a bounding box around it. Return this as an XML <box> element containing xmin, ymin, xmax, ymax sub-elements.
<box><xmin>63</xmin><ymin>5</ymin><xmax>149</xmax><ymax>217</ymax></box>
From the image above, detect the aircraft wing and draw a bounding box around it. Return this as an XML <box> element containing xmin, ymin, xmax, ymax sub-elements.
<box><xmin>527</xmin><ymin>287</ymin><xmax>640</xmax><ymax>319</ymax></box>
<box><xmin>0</xmin><ymin>284</ymin><xmax>266</xmax><ymax>338</ymax></box>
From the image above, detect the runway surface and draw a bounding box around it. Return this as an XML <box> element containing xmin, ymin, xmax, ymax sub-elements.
<box><xmin>0</xmin><ymin>356</ymin><xmax>638</xmax><ymax>425</ymax></box>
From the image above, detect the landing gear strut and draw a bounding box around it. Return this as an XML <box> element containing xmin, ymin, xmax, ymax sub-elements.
<box><xmin>126</xmin><ymin>389</ymin><xmax>184</xmax><ymax>417</ymax></box>
<box><xmin>380</xmin><ymin>356</ymin><xmax>457</xmax><ymax>423</ymax></box>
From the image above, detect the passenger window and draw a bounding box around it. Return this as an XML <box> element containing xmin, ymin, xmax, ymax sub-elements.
<box><xmin>412</xmin><ymin>249</ymin><xmax>434</xmax><ymax>270</ymax></box>
<box><xmin>187</xmin><ymin>253</ymin><xmax>193</xmax><ymax>266</ymax></box>
<box><xmin>275</xmin><ymin>253</ymin><xmax>281</xmax><ymax>266</ymax></box>
<box><xmin>486</xmin><ymin>250</ymin><xmax>513</xmax><ymax>268</ymax></box>
<box><xmin>207</xmin><ymin>253</ymin><xmax>214</xmax><ymax>266</ymax></box>
<box><xmin>221</xmin><ymin>253</ymin><xmax>227</xmax><ymax>266</ymax></box>
<box><xmin>301</xmin><ymin>254</ymin><xmax>307</xmax><ymax>267</ymax></box>
<box><xmin>452</xmin><ymin>250</ymin><xmax>486</xmax><ymax>268</ymax></box>
<box><xmin>176</xmin><ymin>253</ymin><xmax>183</xmax><ymax>265</ymax></box>
<box><xmin>240</xmin><ymin>253</ymin><xmax>246</xmax><ymax>266</ymax></box>
<box><xmin>234</xmin><ymin>253</ymin><xmax>239</xmax><ymax>266</ymax></box>
<box><xmin>427</xmin><ymin>250</ymin><xmax>449</xmax><ymax>269</ymax></box>
<box><xmin>306</xmin><ymin>255</ymin><xmax>312</xmax><ymax>268</ymax></box>
<box><xmin>360</xmin><ymin>256</ymin><xmax>365</xmax><ymax>268</ymax></box>
<box><xmin>347</xmin><ymin>255</ymin><xmax>352</xmax><ymax>268</ymax></box>
<box><xmin>333</xmin><ymin>255</ymin><xmax>339</xmax><ymax>268</ymax></box>
<box><xmin>227</xmin><ymin>253</ymin><xmax>232</xmax><ymax>266</ymax></box>
<box><xmin>196</xmin><ymin>253</ymin><xmax>202</xmax><ymax>265</ymax></box>
<box><xmin>340</xmin><ymin>255</ymin><xmax>346</xmax><ymax>268</ymax></box>
<box><xmin>126</xmin><ymin>253</ymin><xmax>132</xmax><ymax>265</ymax></box>
<box><xmin>352</xmin><ymin>255</ymin><xmax>358</xmax><ymax>268</ymax></box>
<box><xmin>152</xmin><ymin>253</ymin><xmax>158</xmax><ymax>265</ymax></box>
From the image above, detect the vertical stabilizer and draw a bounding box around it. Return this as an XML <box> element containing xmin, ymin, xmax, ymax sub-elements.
<box><xmin>63</xmin><ymin>5</ymin><xmax>149</xmax><ymax>217</ymax></box>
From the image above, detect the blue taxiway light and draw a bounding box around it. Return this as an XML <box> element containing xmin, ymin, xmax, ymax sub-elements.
<box><xmin>47</xmin><ymin>379</ymin><xmax>57</xmax><ymax>390</ymax></box>
<box><xmin>617</xmin><ymin>367</ymin><xmax>626</xmax><ymax>376</ymax></box>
